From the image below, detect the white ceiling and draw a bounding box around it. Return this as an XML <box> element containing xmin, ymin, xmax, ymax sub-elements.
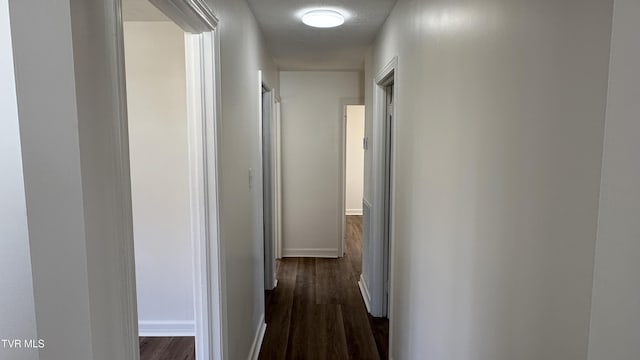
<box><xmin>122</xmin><ymin>0</ymin><xmax>397</xmax><ymax>70</ymax></box>
<box><xmin>247</xmin><ymin>0</ymin><xmax>397</xmax><ymax>71</ymax></box>
<box><xmin>123</xmin><ymin>0</ymin><xmax>169</xmax><ymax>21</ymax></box>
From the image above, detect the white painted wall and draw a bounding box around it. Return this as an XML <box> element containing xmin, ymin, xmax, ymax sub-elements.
<box><xmin>364</xmin><ymin>1</ymin><xmax>613</xmax><ymax>359</ymax></box>
<box><xmin>345</xmin><ymin>105</ymin><xmax>365</xmax><ymax>215</ymax></box>
<box><xmin>0</xmin><ymin>1</ymin><xmax>38</xmax><ymax>358</ymax></box>
<box><xmin>123</xmin><ymin>21</ymin><xmax>195</xmax><ymax>335</ymax></box>
<box><xmin>6</xmin><ymin>0</ymin><xmax>276</xmax><ymax>358</ymax></box>
<box><xmin>280</xmin><ymin>71</ymin><xmax>362</xmax><ymax>257</ymax></box>
<box><xmin>8</xmin><ymin>0</ymin><xmax>138</xmax><ymax>359</ymax></box>
<box><xmin>587</xmin><ymin>1</ymin><xmax>640</xmax><ymax>359</ymax></box>
<box><xmin>202</xmin><ymin>1</ymin><xmax>279</xmax><ymax>358</ymax></box>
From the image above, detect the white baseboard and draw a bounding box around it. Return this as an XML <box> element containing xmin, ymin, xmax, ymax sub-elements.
<box><xmin>248</xmin><ymin>314</ymin><xmax>267</xmax><ymax>360</ymax></box>
<box><xmin>358</xmin><ymin>275</ymin><xmax>372</xmax><ymax>313</ymax></box>
<box><xmin>138</xmin><ymin>320</ymin><xmax>195</xmax><ymax>337</ymax></box>
<box><xmin>282</xmin><ymin>248</ymin><xmax>339</xmax><ymax>258</ymax></box>
<box><xmin>266</xmin><ymin>273</ymin><xmax>278</xmax><ymax>290</ymax></box>
<box><xmin>346</xmin><ymin>209</ymin><xmax>363</xmax><ymax>216</ymax></box>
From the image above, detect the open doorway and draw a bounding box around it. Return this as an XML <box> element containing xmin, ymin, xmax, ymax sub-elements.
<box><xmin>381</xmin><ymin>81</ymin><xmax>393</xmax><ymax>318</ymax></box>
<box><xmin>124</xmin><ymin>19</ymin><xmax>196</xmax><ymax>359</ymax></box>
<box><xmin>343</xmin><ymin>103</ymin><xmax>366</xmax><ymax>258</ymax></box>
<box><xmin>362</xmin><ymin>57</ymin><xmax>397</xmax><ymax>317</ymax></box>
<box><xmin>120</xmin><ymin>1</ymin><xmax>223</xmax><ymax>359</ymax></box>
<box><xmin>262</xmin><ymin>83</ymin><xmax>278</xmax><ymax>293</ymax></box>
<box><xmin>260</xmin><ymin>78</ymin><xmax>284</xmax><ymax>348</ymax></box>
<box><xmin>357</xmin><ymin>57</ymin><xmax>397</xmax><ymax>358</ymax></box>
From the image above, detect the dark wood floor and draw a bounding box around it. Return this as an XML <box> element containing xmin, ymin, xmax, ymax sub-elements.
<box><xmin>137</xmin><ymin>217</ymin><xmax>387</xmax><ymax>359</ymax></box>
<box><xmin>139</xmin><ymin>337</ymin><xmax>195</xmax><ymax>360</ymax></box>
<box><xmin>259</xmin><ymin>215</ymin><xmax>389</xmax><ymax>359</ymax></box>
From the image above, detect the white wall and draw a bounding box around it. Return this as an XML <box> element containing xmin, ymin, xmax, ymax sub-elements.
<box><xmin>364</xmin><ymin>0</ymin><xmax>613</xmax><ymax>359</ymax></box>
<box><xmin>5</xmin><ymin>0</ymin><xmax>277</xmax><ymax>358</ymax></box>
<box><xmin>280</xmin><ymin>71</ymin><xmax>363</xmax><ymax>257</ymax></box>
<box><xmin>8</xmin><ymin>0</ymin><xmax>138</xmax><ymax>359</ymax></box>
<box><xmin>124</xmin><ymin>21</ymin><xmax>195</xmax><ymax>335</ymax></box>
<box><xmin>587</xmin><ymin>0</ymin><xmax>640</xmax><ymax>359</ymax></box>
<box><xmin>202</xmin><ymin>1</ymin><xmax>279</xmax><ymax>358</ymax></box>
<box><xmin>345</xmin><ymin>105</ymin><xmax>365</xmax><ymax>215</ymax></box>
<box><xmin>0</xmin><ymin>1</ymin><xmax>38</xmax><ymax>358</ymax></box>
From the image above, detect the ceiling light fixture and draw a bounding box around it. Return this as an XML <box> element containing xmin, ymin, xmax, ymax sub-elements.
<box><xmin>301</xmin><ymin>9</ymin><xmax>345</xmax><ymax>28</ymax></box>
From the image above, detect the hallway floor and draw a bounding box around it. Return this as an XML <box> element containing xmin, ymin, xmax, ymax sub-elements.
<box><xmin>139</xmin><ymin>337</ymin><xmax>194</xmax><ymax>360</ymax></box>
<box><xmin>259</xmin><ymin>216</ymin><xmax>389</xmax><ymax>359</ymax></box>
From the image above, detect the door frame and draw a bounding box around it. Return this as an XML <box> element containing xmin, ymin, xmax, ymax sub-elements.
<box><xmin>369</xmin><ymin>57</ymin><xmax>398</xmax><ymax>323</ymax></box>
<box><xmin>274</xmin><ymin>96</ymin><xmax>283</xmax><ymax>260</ymax></box>
<box><xmin>259</xmin><ymin>74</ymin><xmax>279</xmax><ymax>290</ymax></box>
<box><xmin>339</xmin><ymin>99</ymin><xmax>365</xmax><ymax>256</ymax></box>
<box><xmin>115</xmin><ymin>1</ymin><xmax>226</xmax><ymax>359</ymax></box>
<box><xmin>184</xmin><ymin>27</ymin><xmax>225</xmax><ymax>360</ymax></box>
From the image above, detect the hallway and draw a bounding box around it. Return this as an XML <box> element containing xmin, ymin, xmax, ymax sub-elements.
<box><xmin>259</xmin><ymin>216</ymin><xmax>389</xmax><ymax>359</ymax></box>
<box><xmin>4</xmin><ymin>0</ymin><xmax>640</xmax><ymax>359</ymax></box>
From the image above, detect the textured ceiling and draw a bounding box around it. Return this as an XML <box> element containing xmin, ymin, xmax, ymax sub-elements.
<box><xmin>247</xmin><ymin>0</ymin><xmax>397</xmax><ymax>71</ymax></box>
<box><xmin>123</xmin><ymin>0</ymin><xmax>169</xmax><ymax>21</ymax></box>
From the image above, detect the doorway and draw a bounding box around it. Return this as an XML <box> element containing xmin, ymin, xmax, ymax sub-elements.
<box><xmin>342</xmin><ymin>104</ymin><xmax>366</xmax><ymax>256</ymax></box>
<box><xmin>120</xmin><ymin>1</ymin><xmax>223</xmax><ymax>359</ymax></box>
<box><xmin>381</xmin><ymin>81</ymin><xmax>393</xmax><ymax>317</ymax></box>
<box><xmin>365</xmin><ymin>57</ymin><xmax>396</xmax><ymax>319</ymax></box>
<box><xmin>357</xmin><ymin>56</ymin><xmax>397</xmax><ymax>356</ymax></box>
<box><xmin>261</xmin><ymin>83</ymin><xmax>279</xmax><ymax>292</ymax></box>
<box><xmin>124</xmin><ymin>20</ymin><xmax>196</xmax><ymax>359</ymax></box>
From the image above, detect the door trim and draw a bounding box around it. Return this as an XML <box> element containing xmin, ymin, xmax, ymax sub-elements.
<box><xmin>274</xmin><ymin>96</ymin><xmax>283</xmax><ymax>260</ymax></box>
<box><xmin>185</xmin><ymin>29</ymin><xmax>225</xmax><ymax>360</ymax></box>
<box><xmin>113</xmin><ymin>1</ymin><xmax>140</xmax><ymax>359</ymax></box>
<box><xmin>260</xmin><ymin>77</ymin><xmax>278</xmax><ymax>291</ymax></box>
<box><xmin>369</xmin><ymin>56</ymin><xmax>398</xmax><ymax>322</ymax></box>
<box><xmin>370</xmin><ymin>56</ymin><xmax>398</xmax><ymax>356</ymax></box>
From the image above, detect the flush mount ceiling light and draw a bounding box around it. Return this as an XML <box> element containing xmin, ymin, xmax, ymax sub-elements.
<box><xmin>301</xmin><ymin>9</ymin><xmax>345</xmax><ymax>28</ymax></box>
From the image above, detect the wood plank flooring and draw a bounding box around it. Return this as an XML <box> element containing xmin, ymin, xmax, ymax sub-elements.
<box><xmin>139</xmin><ymin>337</ymin><xmax>194</xmax><ymax>360</ymax></box>
<box><xmin>259</xmin><ymin>216</ymin><xmax>389</xmax><ymax>359</ymax></box>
